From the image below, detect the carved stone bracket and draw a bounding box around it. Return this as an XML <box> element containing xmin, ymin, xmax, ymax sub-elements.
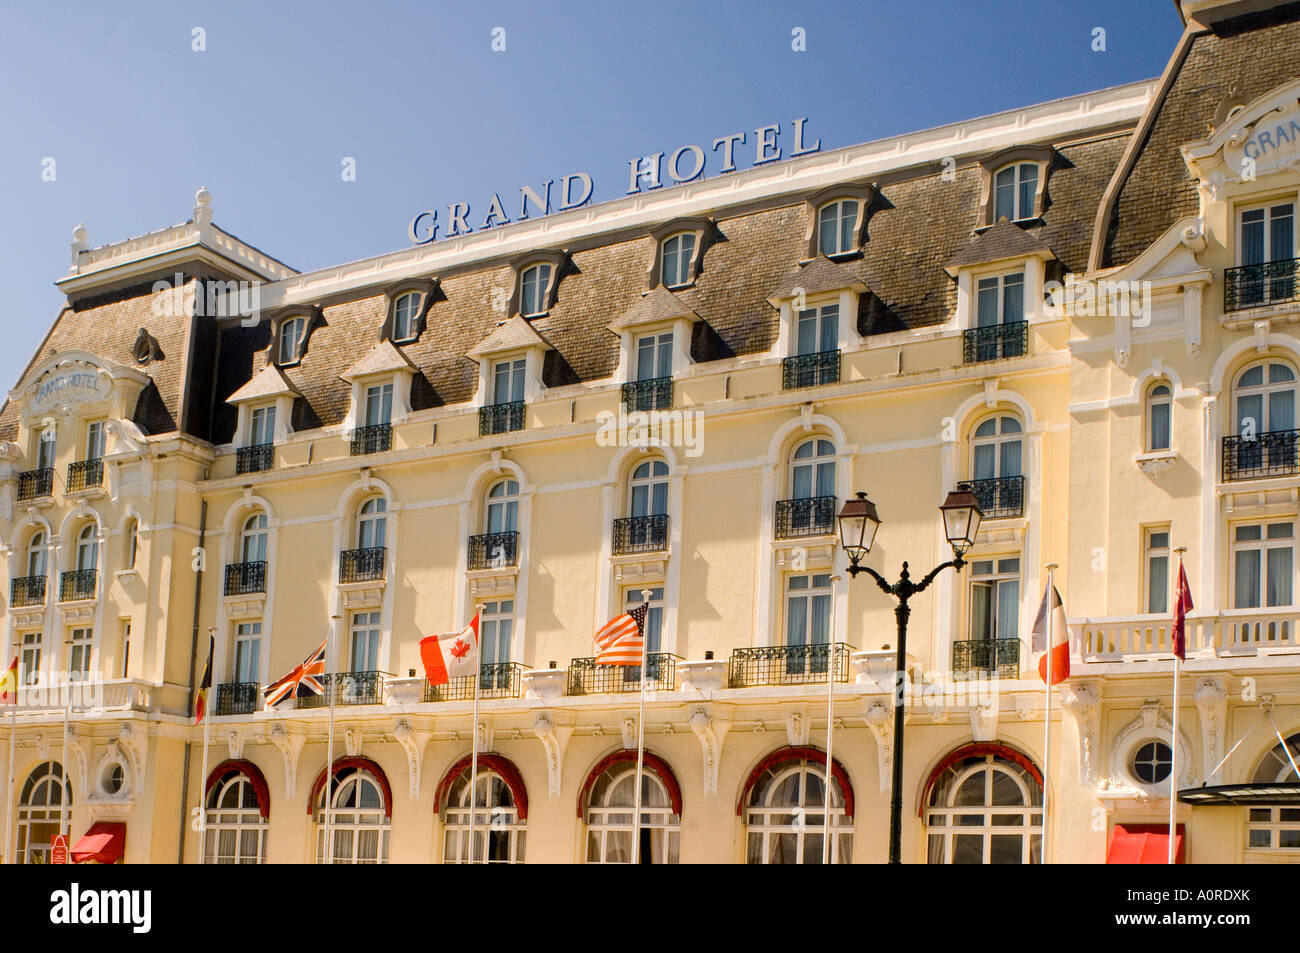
<box><xmin>1062</xmin><ymin>680</ymin><xmax>1100</xmax><ymax>785</ymax></box>
<box><xmin>1193</xmin><ymin>677</ymin><xmax>1227</xmax><ymax>784</ymax></box>
<box><xmin>226</xmin><ymin>725</ymin><xmax>245</xmax><ymax>761</ymax></box>
<box><xmin>865</xmin><ymin>702</ymin><xmax>893</xmax><ymax>793</ymax></box>
<box><xmin>393</xmin><ymin>719</ymin><xmax>431</xmax><ymax>799</ymax></box>
<box><xmin>621</xmin><ymin>716</ymin><xmax>637</xmax><ymax>750</ymax></box>
<box><xmin>533</xmin><ymin>712</ymin><xmax>572</xmax><ymax>797</ymax></box>
<box><xmin>785</xmin><ymin>708</ymin><xmax>810</xmax><ymax>747</ymax></box>
<box><xmin>269</xmin><ymin>724</ymin><xmax>304</xmax><ymax>800</ymax></box>
<box><xmin>65</xmin><ymin>728</ymin><xmax>89</xmax><ymax>795</ymax></box>
<box><xmin>344</xmin><ymin>728</ymin><xmax>362</xmax><ymax>757</ymax></box>
<box><xmin>688</xmin><ymin>707</ymin><xmax>730</xmax><ymax>796</ymax></box>
<box><xmin>115</xmin><ymin>723</ymin><xmax>145</xmax><ymax>795</ymax></box>
<box><xmin>970</xmin><ymin>697</ymin><xmax>999</xmax><ymax>742</ymax></box>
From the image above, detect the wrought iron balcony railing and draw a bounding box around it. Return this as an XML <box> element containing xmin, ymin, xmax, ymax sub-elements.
<box><xmin>339</xmin><ymin>547</ymin><xmax>386</xmax><ymax>583</ymax></box>
<box><xmin>956</xmin><ymin>476</ymin><xmax>1025</xmax><ymax>519</ymax></box>
<box><xmin>621</xmin><ymin>377</ymin><xmax>673</xmax><ymax>412</ymax></box>
<box><xmin>467</xmin><ymin>531</ymin><xmax>519</xmax><ymax>570</ymax></box>
<box><xmin>236</xmin><ymin>443</ymin><xmax>275</xmax><ymax>474</ymax></box>
<box><xmin>728</xmin><ymin>643</ymin><xmax>851</xmax><ymax>687</ymax></box>
<box><xmin>479</xmin><ymin>401</ymin><xmax>526</xmax><ymax>436</ymax></box>
<box><xmin>350</xmin><ymin>423</ymin><xmax>392</xmax><ymax>457</ymax></box>
<box><xmin>1225</xmin><ymin>258</ymin><xmax>1300</xmax><ymax>312</ymax></box>
<box><xmin>224</xmin><ymin>561</ymin><xmax>267</xmax><ymax>596</ymax></box>
<box><xmin>66</xmin><ymin>459</ymin><xmax>103</xmax><ymax>492</ymax></box>
<box><xmin>1222</xmin><ymin>430</ymin><xmax>1300</xmax><ymax>481</ymax></box>
<box><xmin>294</xmin><ymin>671</ymin><xmax>385</xmax><ymax>708</ymax></box>
<box><xmin>16</xmin><ymin>468</ymin><xmax>53</xmax><ymax>501</ymax></box>
<box><xmin>782</xmin><ymin>349</ymin><xmax>841</xmax><ymax>390</ymax></box>
<box><xmin>774</xmin><ymin>496</ymin><xmax>837</xmax><ymax>539</ymax></box>
<box><xmin>963</xmin><ymin>321</ymin><xmax>1028</xmax><ymax>364</ymax></box>
<box><xmin>215</xmin><ymin>681</ymin><xmax>260</xmax><ymax>716</ymax></box>
<box><xmin>59</xmin><ymin>569</ymin><xmax>96</xmax><ymax>602</ymax></box>
<box><xmin>423</xmin><ymin>662</ymin><xmax>527</xmax><ymax>701</ymax></box>
<box><xmin>612</xmin><ymin>514</ymin><xmax>669</xmax><ymax>555</ymax></box>
<box><xmin>952</xmin><ymin>638</ymin><xmax>1021</xmax><ymax>679</ymax></box>
<box><xmin>9</xmin><ymin>575</ymin><xmax>45</xmax><ymax>607</ymax></box>
<box><xmin>566</xmin><ymin>654</ymin><xmax>678</xmax><ymax>695</ymax></box>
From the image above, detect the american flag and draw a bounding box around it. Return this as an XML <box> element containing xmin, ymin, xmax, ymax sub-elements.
<box><xmin>594</xmin><ymin>602</ymin><xmax>648</xmax><ymax>665</ymax></box>
<box><xmin>263</xmin><ymin>638</ymin><xmax>327</xmax><ymax>707</ymax></box>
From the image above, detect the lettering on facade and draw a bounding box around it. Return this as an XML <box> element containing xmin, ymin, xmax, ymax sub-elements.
<box><xmin>30</xmin><ymin>363</ymin><xmax>110</xmax><ymax>414</ymax></box>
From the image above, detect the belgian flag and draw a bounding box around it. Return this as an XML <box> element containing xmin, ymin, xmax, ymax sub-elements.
<box><xmin>195</xmin><ymin>634</ymin><xmax>213</xmax><ymax>725</ymax></box>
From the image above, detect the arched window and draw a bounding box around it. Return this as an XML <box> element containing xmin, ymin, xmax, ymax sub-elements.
<box><xmin>1247</xmin><ymin>731</ymin><xmax>1300</xmax><ymax>849</ymax></box>
<box><xmin>204</xmin><ymin>770</ymin><xmax>268</xmax><ymax>864</ymax></box>
<box><xmin>441</xmin><ymin>765</ymin><xmax>527</xmax><ymax>864</ymax></box>
<box><xmin>357</xmin><ymin>497</ymin><xmax>387</xmax><ymax>550</ymax></box>
<box><xmin>817</xmin><ymin>199</ymin><xmax>858</xmax><ymax>257</ymax></box>
<box><xmin>277</xmin><ymin>316</ymin><xmax>305</xmax><ymax>365</ymax></box>
<box><xmin>790</xmin><ymin>438</ymin><xmax>836</xmax><ymax>500</ymax></box>
<box><xmin>584</xmin><ymin>758</ymin><xmax>681</xmax><ymax>864</ymax></box>
<box><xmin>629</xmin><ymin>459</ymin><xmax>669</xmax><ymax>518</ymax></box>
<box><xmin>1147</xmin><ymin>383</ymin><xmax>1172</xmax><ymax>452</ymax></box>
<box><xmin>1234</xmin><ymin>360</ymin><xmax>1296</xmax><ymax>436</ymax></box>
<box><xmin>925</xmin><ymin>750</ymin><xmax>1042</xmax><ymax>864</ymax></box>
<box><xmin>519</xmin><ymin>263</ymin><xmax>552</xmax><ymax>317</ymax></box>
<box><xmin>17</xmin><ymin>762</ymin><xmax>70</xmax><ymax>864</ymax></box>
<box><xmin>994</xmin><ymin>162</ymin><xmax>1039</xmax><ymax>221</ymax></box>
<box><xmin>76</xmin><ymin>524</ymin><xmax>98</xmax><ymax>572</ymax></box>
<box><xmin>240</xmin><ymin>513</ymin><xmax>268</xmax><ymax>564</ymax></box>
<box><xmin>124</xmin><ymin>519</ymin><xmax>138</xmax><ymax>568</ymax></box>
<box><xmin>968</xmin><ymin>415</ymin><xmax>1024</xmax><ymax>518</ymax></box>
<box><xmin>391</xmin><ymin>291</ymin><xmax>422</xmax><ymax>342</ymax></box>
<box><xmin>314</xmin><ymin>766</ymin><xmax>390</xmax><ymax>864</ymax></box>
<box><xmin>485</xmin><ymin>479</ymin><xmax>519</xmax><ymax>534</ymax></box>
<box><xmin>660</xmin><ymin>232</ymin><xmax>696</xmax><ymax>289</ymax></box>
<box><xmin>25</xmin><ymin>531</ymin><xmax>46</xmax><ymax>578</ymax></box>
<box><xmin>743</xmin><ymin>752</ymin><xmax>852</xmax><ymax>864</ymax></box>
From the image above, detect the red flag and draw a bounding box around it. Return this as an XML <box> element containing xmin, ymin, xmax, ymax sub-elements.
<box><xmin>420</xmin><ymin>615</ymin><xmax>480</xmax><ymax>686</ymax></box>
<box><xmin>1172</xmin><ymin>558</ymin><xmax>1194</xmax><ymax>660</ymax></box>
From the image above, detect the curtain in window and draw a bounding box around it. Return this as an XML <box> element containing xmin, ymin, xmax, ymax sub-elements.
<box><xmin>819</xmin><ymin>306</ymin><xmax>839</xmax><ymax>352</ymax></box>
<box><xmin>1242</xmin><ymin>212</ymin><xmax>1265</xmax><ymax>266</ymax></box>
<box><xmin>810</xmin><ymin>593</ymin><xmax>831</xmax><ymax>644</ymax></box>
<box><xmin>1001</xmin><ymin>275</ymin><xmax>1024</xmax><ymax>324</ymax></box>
<box><xmin>1270</xmin><ymin>390</ymin><xmax>1295</xmax><ymax>432</ymax></box>
<box><xmin>1267</xmin><ymin>547</ymin><xmax>1293</xmax><ymax>607</ymax></box>
<box><xmin>996</xmin><ymin>579</ymin><xmax>1020</xmax><ymax>640</ymax></box>
<box><xmin>971</xmin><ymin>583</ymin><xmax>992</xmax><ymax>641</ymax></box>
<box><xmin>977</xmin><ymin>280</ymin><xmax>999</xmax><ymax>327</ymax></box>
<box><xmin>1235</xmin><ymin>550</ymin><xmax>1262</xmax><ymax>609</ymax></box>
<box><xmin>1000</xmin><ymin>439</ymin><xmax>1022</xmax><ymax>478</ymax></box>
<box><xmin>1150</xmin><ymin>402</ymin><xmax>1170</xmax><ymax>451</ymax></box>
<box><xmin>787</xmin><ymin>595</ymin><xmax>808</xmax><ymax>647</ymax></box>
<box><xmin>1270</xmin><ymin>206</ymin><xmax>1294</xmax><ymax>263</ymax></box>
<box><xmin>973</xmin><ymin>444</ymin><xmax>995</xmax><ymax>481</ymax></box>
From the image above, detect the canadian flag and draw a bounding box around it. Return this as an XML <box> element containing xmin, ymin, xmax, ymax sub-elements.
<box><xmin>420</xmin><ymin>614</ymin><xmax>480</xmax><ymax>685</ymax></box>
<box><xmin>1031</xmin><ymin>583</ymin><xmax>1069</xmax><ymax>685</ymax></box>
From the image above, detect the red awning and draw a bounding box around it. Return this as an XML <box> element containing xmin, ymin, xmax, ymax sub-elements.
<box><xmin>70</xmin><ymin>822</ymin><xmax>126</xmax><ymax>864</ymax></box>
<box><xmin>1106</xmin><ymin>823</ymin><xmax>1184</xmax><ymax>863</ymax></box>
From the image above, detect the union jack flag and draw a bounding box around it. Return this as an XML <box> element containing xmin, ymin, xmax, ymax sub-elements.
<box><xmin>263</xmin><ymin>638</ymin><xmax>327</xmax><ymax>707</ymax></box>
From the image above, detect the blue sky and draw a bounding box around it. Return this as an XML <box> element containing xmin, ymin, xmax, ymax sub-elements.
<box><xmin>0</xmin><ymin>0</ymin><xmax>1183</xmax><ymax>393</ymax></box>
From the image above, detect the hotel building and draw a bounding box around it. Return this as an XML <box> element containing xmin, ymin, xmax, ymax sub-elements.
<box><xmin>2</xmin><ymin>0</ymin><xmax>1300</xmax><ymax>864</ymax></box>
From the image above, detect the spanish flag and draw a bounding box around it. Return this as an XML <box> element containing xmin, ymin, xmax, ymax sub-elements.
<box><xmin>0</xmin><ymin>656</ymin><xmax>17</xmax><ymax>703</ymax></box>
<box><xmin>195</xmin><ymin>634</ymin><xmax>213</xmax><ymax>725</ymax></box>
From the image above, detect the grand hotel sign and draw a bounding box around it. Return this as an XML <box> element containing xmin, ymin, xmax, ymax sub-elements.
<box><xmin>29</xmin><ymin>360</ymin><xmax>112</xmax><ymax>415</ymax></box>
<box><xmin>1183</xmin><ymin>80</ymin><xmax>1300</xmax><ymax>193</ymax></box>
<box><xmin>408</xmin><ymin>117</ymin><xmax>821</xmax><ymax>245</ymax></box>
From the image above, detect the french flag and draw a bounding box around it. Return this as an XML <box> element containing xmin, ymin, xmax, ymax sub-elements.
<box><xmin>1031</xmin><ymin>583</ymin><xmax>1069</xmax><ymax>685</ymax></box>
<box><xmin>420</xmin><ymin>614</ymin><xmax>480</xmax><ymax>686</ymax></box>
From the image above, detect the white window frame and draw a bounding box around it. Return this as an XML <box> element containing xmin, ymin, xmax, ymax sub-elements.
<box><xmin>744</xmin><ymin>760</ymin><xmax>852</xmax><ymax>865</ymax></box>
<box><xmin>519</xmin><ymin>263</ymin><xmax>552</xmax><ymax>318</ymax></box>
<box><xmin>203</xmin><ymin>773</ymin><xmax>267</xmax><ymax>864</ymax></box>
<box><xmin>660</xmin><ymin>233</ymin><xmax>696</xmax><ymax>289</ymax></box>
<box><xmin>84</xmin><ymin>420</ymin><xmax>106</xmax><ymax>461</ymax></box>
<box><xmin>249</xmin><ymin>405</ymin><xmax>276</xmax><ymax>447</ymax></box>
<box><xmin>278</xmin><ymin>316</ymin><xmax>305</xmax><ymax>366</ymax></box>
<box><xmin>967</xmin><ymin>556</ymin><xmax>1021</xmax><ymax>643</ymax></box>
<box><xmin>1231</xmin><ymin>519</ymin><xmax>1295</xmax><ymax>609</ymax></box>
<box><xmin>349</xmin><ymin>611</ymin><xmax>381</xmax><ymax>673</ymax></box>
<box><xmin>1147</xmin><ymin>382</ymin><xmax>1172</xmax><ymax>452</ymax></box>
<box><xmin>442</xmin><ymin>767</ymin><xmax>526</xmax><ymax>864</ymax></box>
<box><xmin>1237</xmin><ymin>200</ymin><xmax>1296</xmax><ymax>266</ymax></box>
<box><xmin>391</xmin><ymin>291</ymin><xmax>422</xmax><ymax>342</ymax></box>
<box><xmin>233</xmin><ymin>621</ymin><xmax>261</xmax><ymax>684</ymax></box>
<box><xmin>480</xmin><ymin>599</ymin><xmax>515</xmax><ymax>669</ymax></box>
<box><xmin>925</xmin><ymin>755</ymin><xmax>1042</xmax><ymax>864</ymax></box>
<box><xmin>1233</xmin><ymin>359</ymin><xmax>1296</xmax><ymax>436</ymax></box>
<box><xmin>584</xmin><ymin>764</ymin><xmax>680</xmax><ymax>864</ymax></box>
<box><xmin>817</xmin><ymin>199</ymin><xmax>860</xmax><ymax>257</ymax></box>
<box><xmin>993</xmin><ymin>162</ymin><xmax>1039</xmax><ymax>222</ymax></box>
<box><xmin>67</xmin><ymin>627</ymin><xmax>92</xmax><ymax>682</ymax></box>
<box><xmin>314</xmin><ymin>769</ymin><xmax>390</xmax><ymax>864</ymax></box>
<box><xmin>1144</xmin><ymin>527</ymin><xmax>1171</xmax><ymax>615</ymax></box>
<box><xmin>357</xmin><ymin>497</ymin><xmax>388</xmax><ymax>550</ymax></box>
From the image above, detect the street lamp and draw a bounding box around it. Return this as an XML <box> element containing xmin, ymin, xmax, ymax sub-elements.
<box><xmin>836</xmin><ymin>489</ymin><xmax>982</xmax><ymax>864</ymax></box>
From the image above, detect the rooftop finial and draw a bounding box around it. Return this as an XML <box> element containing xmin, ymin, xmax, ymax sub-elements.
<box><xmin>72</xmin><ymin>223</ymin><xmax>88</xmax><ymax>243</ymax></box>
<box><xmin>193</xmin><ymin>187</ymin><xmax>213</xmax><ymax>228</ymax></box>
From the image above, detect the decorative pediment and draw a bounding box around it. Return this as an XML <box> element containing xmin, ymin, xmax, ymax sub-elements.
<box><xmin>228</xmin><ymin>364</ymin><xmax>301</xmax><ymax>404</ymax></box>
<box><xmin>766</xmin><ymin>256</ymin><xmax>868</xmax><ymax>306</ymax></box>
<box><xmin>340</xmin><ymin>339</ymin><xmax>418</xmax><ymax>382</ymax></box>
<box><xmin>467</xmin><ymin>317</ymin><xmax>551</xmax><ymax>361</ymax></box>
<box><xmin>943</xmin><ymin>220</ymin><xmax>1056</xmax><ymax>275</ymax></box>
<box><xmin>1183</xmin><ymin>79</ymin><xmax>1300</xmax><ymax>191</ymax></box>
<box><xmin>607</xmin><ymin>288</ymin><xmax>702</xmax><ymax>333</ymax></box>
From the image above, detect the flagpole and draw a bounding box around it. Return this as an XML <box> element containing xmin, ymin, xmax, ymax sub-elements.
<box><xmin>60</xmin><ymin>640</ymin><xmax>70</xmax><ymax>842</ymax></box>
<box><xmin>1042</xmin><ymin>562</ymin><xmax>1057</xmax><ymax>865</ymax></box>
<box><xmin>196</xmin><ymin>709</ymin><xmax>210</xmax><ymax>865</ymax></box>
<box><xmin>5</xmin><ymin>638</ymin><xmax>17</xmax><ymax>865</ymax></box>
<box><xmin>325</xmin><ymin>613</ymin><xmax>339</xmax><ymax>865</ymax></box>
<box><xmin>1170</xmin><ymin>548</ymin><xmax>1187</xmax><ymax>865</ymax></box>
<box><xmin>823</xmin><ymin>576</ymin><xmax>841</xmax><ymax>864</ymax></box>
<box><xmin>631</xmin><ymin>588</ymin><xmax>652</xmax><ymax>865</ymax></box>
<box><xmin>468</xmin><ymin>603</ymin><xmax>484</xmax><ymax>864</ymax></box>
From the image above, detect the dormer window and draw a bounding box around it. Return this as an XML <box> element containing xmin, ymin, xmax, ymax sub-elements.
<box><xmin>278</xmin><ymin>316</ymin><xmax>305</xmax><ymax>366</ymax></box>
<box><xmin>661</xmin><ymin>233</ymin><xmax>696</xmax><ymax>289</ymax></box>
<box><xmin>520</xmin><ymin>264</ymin><xmax>552</xmax><ymax>318</ymax></box>
<box><xmin>978</xmin><ymin>147</ymin><xmax>1052</xmax><ymax>227</ymax></box>
<box><xmin>818</xmin><ymin>200</ymin><xmax>859</xmax><ymax>258</ymax></box>
<box><xmin>392</xmin><ymin>292</ymin><xmax>422</xmax><ymax>342</ymax></box>
<box><xmin>994</xmin><ymin>163</ymin><xmax>1039</xmax><ymax>223</ymax></box>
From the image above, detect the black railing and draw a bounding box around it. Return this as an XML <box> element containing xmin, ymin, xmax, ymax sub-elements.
<box><xmin>9</xmin><ymin>575</ymin><xmax>45</xmax><ymax>607</ymax></box>
<box><xmin>957</xmin><ymin>476</ymin><xmax>1025</xmax><ymax>519</ymax></box>
<box><xmin>621</xmin><ymin>377</ymin><xmax>673</xmax><ymax>412</ymax></box>
<box><xmin>16</xmin><ymin>468</ymin><xmax>53</xmax><ymax>501</ymax></box>
<box><xmin>423</xmin><ymin>663</ymin><xmax>527</xmax><ymax>701</ymax></box>
<box><xmin>963</xmin><ymin>321</ymin><xmax>1029</xmax><ymax>364</ymax></box>
<box><xmin>612</xmin><ymin>514</ymin><xmax>669</xmax><ymax>555</ymax></box>
<box><xmin>59</xmin><ymin>569</ymin><xmax>96</xmax><ymax>602</ymax></box>
<box><xmin>467</xmin><ymin>531</ymin><xmax>519</xmax><ymax>570</ymax></box>
<box><xmin>1222</xmin><ymin>430</ymin><xmax>1300</xmax><ymax>481</ymax></box>
<box><xmin>295</xmin><ymin>671</ymin><xmax>385</xmax><ymax>708</ymax></box>
<box><xmin>215</xmin><ymin>682</ymin><xmax>260</xmax><ymax>716</ymax></box>
<box><xmin>479</xmin><ymin>401</ymin><xmax>526</xmax><ymax>436</ymax></box>
<box><xmin>566</xmin><ymin>654</ymin><xmax>678</xmax><ymax>695</ymax></box>
<box><xmin>952</xmin><ymin>639</ymin><xmax>1021</xmax><ymax>679</ymax></box>
<box><xmin>339</xmin><ymin>547</ymin><xmax>386</xmax><ymax>583</ymax></box>
<box><xmin>774</xmin><ymin>496</ymin><xmax>837</xmax><ymax>539</ymax></box>
<box><xmin>66</xmin><ymin>459</ymin><xmax>103</xmax><ymax>492</ymax></box>
<box><xmin>224</xmin><ymin>561</ymin><xmax>267</xmax><ymax>596</ymax></box>
<box><xmin>350</xmin><ymin>423</ymin><xmax>392</xmax><ymax>457</ymax></box>
<box><xmin>782</xmin><ymin>349</ymin><xmax>841</xmax><ymax>390</ymax></box>
<box><xmin>729</xmin><ymin>643</ymin><xmax>851</xmax><ymax>687</ymax></box>
<box><xmin>236</xmin><ymin>443</ymin><xmax>275</xmax><ymax>474</ymax></box>
<box><xmin>1225</xmin><ymin>258</ymin><xmax>1300</xmax><ymax>312</ymax></box>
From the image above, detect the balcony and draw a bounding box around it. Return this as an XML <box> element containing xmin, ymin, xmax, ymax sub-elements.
<box><xmin>16</xmin><ymin>468</ymin><xmax>53</xmax><ymax>502</ymax></box>
<box><xmin>612</xmin><ymin>514</ymin><xmax>669</xmax><ymax>555</ymax></box>
<box><xmin>774</xmin><ymin>496</ymin><xmax>837</xmax><ymax>539</ymax></box>
<box><xmin>423</xmin><ymin>663</ymin><xmax>526</xmax><ymax>701</ymax></box>
<box><xmin>236</xmin><ymin>443</ymin><xmax>274</xmax><ymax>475</ymax></box>
<box><xmin>350</xmin><ymin>423</ymin><xmax>392</xmax><ymax>457</ymax></box>
<box><xmin>566</xmin><ymin>654</ymin><xmax>678</xmax><ymax>695</ymax></box>
<box><xmin>1222</xmin><ymin>431</ymin><xmax>1300</xmax><ymax>481</ymax></box>
<box><xmin>66</xmin><ymin>459</ymin><xmax>103</xmax><ymax>493</ymax></box>
<box><xmin>294</xmin><ymin>671</ymin><xmax>384</xmax><ymax>708</ymax></box>
<box><xmin>1224</xmin><ymin>258</ymin><xmax>1300</xmax><ymax>312</ymax></box>
<box><xmin>58</xmin><ymin>569</ymin><xmax>96</xmax><ymax>602</ymax></box>
<box><xmin>782</xmin><ymin>349</ymin><xmax>840</xmax><ymax>390</ymax></box>
<box><xmin>952</xmin><ymin>638</ymin><xmax>1020</xmax><ymax>679</ymax></box>
<box><xmin>467</xmin><ymin>531</ymin><xmax>519</xmax><ymax>570</ymax></box>
<box><xmin>479</xmin><ymin>401</ymin><xmax>525</xmax><ymax>436</ymax></box>
<box><xmin>956</xmin><ymin>476</ymin><xmax>1024</xmax><ymax>519</ymax></box>
<box><xmin>1077</xmin><ymin>609</ymin><xmax>1300</xmax><ymax>661</ymax></box>
<box><xmin>621</xmin><ymin>377</ymin><xmax>673</xmax><ymax>412</ymax></box>
<box><xmin>9</xmin><ymin>575</ymin><xmax>45</xmax><ymax>608</ymax></box>
<box><xmin>215</xmin><ymin>681</ymin><xmax>259</xmax><ymax>716</ymax></box>
<box><xmin>728</xmin><ymin>643</ymin><xmax>851</xmax><ymax>687</ymax></box>
<box><xmin>339</xmin><ymin>547</ymin><xmax>386</xmax><ymax>584</ymax></box>
<box><xmin>223</xmin><ymin>561</ymin><xmax>267</xmax><ymax>596</ymax></box>
<box><xmin>963</xmin><ymin>321</ymin><xmax>1028</xmax><ymax>364</ymax></box>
